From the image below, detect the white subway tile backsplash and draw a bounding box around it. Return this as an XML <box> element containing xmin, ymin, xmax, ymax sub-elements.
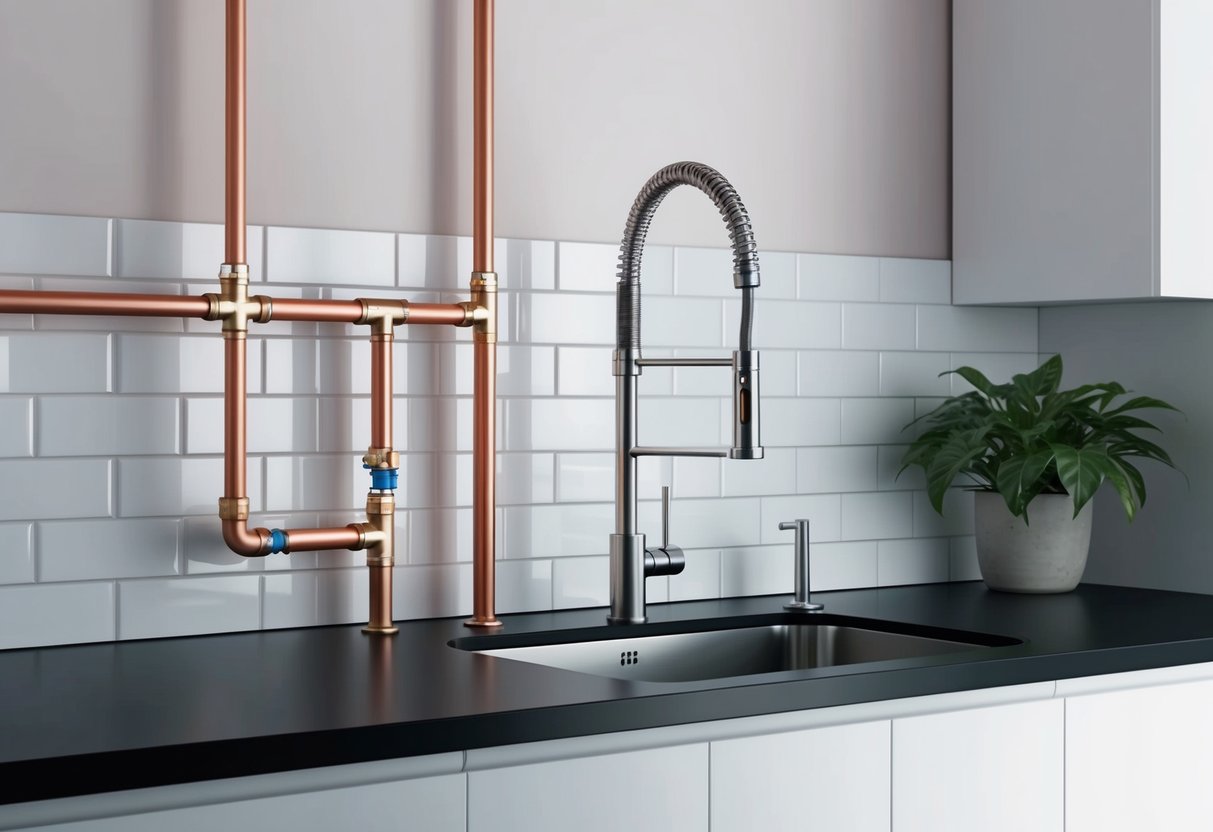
<box><xmin>0</xmin><ymin>333</ymin><xmax>111</xmax><ymax>392</ymax></box>
<box><xmin>727</xmin><ymin>300</ymin><xmax>840</xmax><ymax>350</ymax></box>
<box><xmin>0</xmin><ymin>398</ymin><xmax>32</xmax><ymax>457</ymax></box>
<box><xmin>841</xmin><ymin>491</ymin><xmax>914</xmax><ymax>540</ymax></box>
<box><xmin>393</xmin><ymin>563</ymin><xmax>473</xmax><ymax>620</ymax></box>
<box><xmin>119</xmin><ymin>575</ymin><xmax>260</xmax><ymax>639</ymax></box>
<box><xmin>120</xmin><ymin>457</ymin><xmax>262</xmax><ymax>517</ymax></box>
<box><xmin>840</xmin><ymin>398</ymin><xmax>916</xmax><ymax>445</ymax></box>
<box><xmin>40</xmin><ymin>396</ymin><xmax>179</xmax><ymax>456</ymax></box>
<box><xmin>811</xmin><ymin>541</ymin><xmax>879</xmax><ymax>591</ymax></box>
<box><xmin>558</xmin><ymin>241</ymin><xmax>620</xmax><ymax>293</ymax></box>
<box><xmin>798</xmin><ymin>446</ymin><xmax>878</xmax><ymax>494</ymax></box>
<box><xmin>721</xmin><ymin>448</ymin><xmax>796</xmax><ymax>497</ymax></box>
<box><xmin>263</xmin><ymin>569</ymin><xmax>368</xmax><ymax>629</ymax></box>
<box><xmin>496</xmin><ymin>559</ymin><xmax>554</xmax><ymax>613</ymax></box>
<box><xmin>505</xmin><ymin>502</ymin><xmax>612</xmax><ymax>559</ymax></box>
<box><xmin>0</xmin><ymin>213</ymin><xmax>1036</xmax><ymax>649</ymax></box>
<box><xmin>879</xmin><ymin>258</ymin><xmax>950</xmax><ymax>305</ymax></box>
<box><xmin>721</xmin><ymin>545</ymin><xmax>791</xmax><ymax>597</ymax></box>
<box><xmin>798</xmin><ymin>254</ymin><xmax>879</xmax><ymax>302</ymax></box>
<box><xmin>917</xmin><ymin>305</ymin><xmax>1037</xmax><ymax>353</ymax></box>
<box><xmin>116</xmin><ymin>219</ymin><xmax>264</xmax><ymax>281</ymax></box>
<box><xmin>0</xmin><ymin>459</ymin><xmax>111</xmax><ymax>521</ymax></box>
<box><xmin>879</xmin><ymin>351</ymin><xmax>951</xmax><ymax>397</ymax></box>
<box><xmin>763</xmin><ymin>398</ymin><xmax>841</xmax><ymax>447</ymax></box>
<box><xmin>118</xmin><ymin>335</ymin><xmax>262</xmax><ymax>394</ymax></box>
<box><xmin>40</xmin><ymin>518</ymin><xmax>179</xmax><ymax>581</ymax></box>
<box><xmin>0</xmin><ymin>523</ymin><xmax>34</xmax><ymax>584</ymax></box>
<box><xmin>675</xmin><ymin>246</ymin><xmax>746</xmax><ymax>297</ymax></box>
<box><xmin>0</xmin><ymin>582</ymin><xmax>115</xmax><ymax>649</ymax></box>
<box><xmin>842</xmin><ymin>304</ymin><xmax>917</xmax><ymax>350</ymax></box>
<box><xmin>266</xmin><ymin>226</ymin><xmax>395</xmax><ymax>286</ymax></box>
<box><xmin>0</xmin><ymin>214</ymin><xmax>110</xmax><ymax>277</ymax></box>
<box><xmin>799</xmin><ymin>351</ymin><xmax>880</xmax><ymax>397</ymax></box>
<box><xmin>552</xmin><ymin>555</ymin><xmax>610</xmax><ymax>609</ymax></box>
<box><xmin>878</xmin><ymin>537</ymin><xmax>950</xmax><ymax>586</ymax></box>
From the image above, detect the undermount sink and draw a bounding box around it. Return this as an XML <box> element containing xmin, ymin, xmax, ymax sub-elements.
<box><xmin>452</xmin><ymin>614</ymin><xmax>1021</xmax><ymax>684</ymax></box>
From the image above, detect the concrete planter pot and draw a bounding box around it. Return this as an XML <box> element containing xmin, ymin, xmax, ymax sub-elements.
<box><xmin>974</xmin><ymin>491</ymin><xmax>1093</xmax><ymax>594</ymax></box>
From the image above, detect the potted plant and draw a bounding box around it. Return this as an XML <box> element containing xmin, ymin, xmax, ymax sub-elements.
<box><xmin>900</xmin><ymin>355</ymin><xmax>1178</xmax><ymax>593</ymax></box>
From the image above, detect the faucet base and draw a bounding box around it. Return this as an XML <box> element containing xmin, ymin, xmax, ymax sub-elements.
<box><xmin>362</xmin><ymin>624</ymin><xmax>400</xmax><ymax>635</ymax></box>
<box><xmin>784</xmin><ymin>600</ymin><xmax>824</xmax><ymax>613</ymax></box>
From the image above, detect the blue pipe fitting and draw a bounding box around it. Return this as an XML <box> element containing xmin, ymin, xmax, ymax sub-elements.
<box><xmin>365</xmin><ymin>466</ymin><xmax>399</xmax><ymax>491</ymax></box>
<box><xmin>268</xmin><ymin>528</ymin><xmax>288</xmax><ymax>554</ymax></box>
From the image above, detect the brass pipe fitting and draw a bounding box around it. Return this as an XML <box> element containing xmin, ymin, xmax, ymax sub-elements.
<box><xmin>467</xmin><ymin>271</ymin><xmax>497</xmax><ymax>342</ymax></box>
<box><xmin>362</xmin><ymin>447</ymin><xmax>400</xmax><ymax>470</ymax></box>
<box><xmin>203</xmin><ymin>265</ymin><xmax>271</xmax><ymax>332</ymax></box>
<box><xmin>356</xmin><ymin>299</ymin><xmax>408</xmax><ymax>333</ymax></box>
<box><xmin>360</xmin><ymin>491</ymin><xmax>397</xmax><ymax>635</ymax></box>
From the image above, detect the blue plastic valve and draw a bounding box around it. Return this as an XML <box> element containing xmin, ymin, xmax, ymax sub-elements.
<box><xmin>268</xmin><ymin>528</ymin><xmax>288</xmax><ymax>554</ymax></box>
<box><xmin>365</xmin><ymin>466</ymin><xmax>399</xmax><ymax>491</ymax></box>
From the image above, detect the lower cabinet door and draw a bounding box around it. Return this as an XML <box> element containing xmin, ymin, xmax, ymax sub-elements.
<box><xmin>37</xmin><ymin>774</ymin><xmax>466</xmax><ymax>832</ymax></box>
<box><xmin>1066</xmin><ymin>678</ymin><xmax>1213</xmax><ymax>832</ymax></box>
<box><xmin>892</xmin><ymin>698</ymin><xmax>1064</xmax><ymax>832</ymax></box>
<box><xmin>467</xmin><ymin>743</ymin><xmax>708</xmax><ymax>832</ymax></box>
<box><xmin>710</xmin><ymin>719</ymin><xmax>891</xmax><ymax>832</ymax></box>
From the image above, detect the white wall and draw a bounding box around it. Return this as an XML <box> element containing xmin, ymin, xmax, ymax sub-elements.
<box><xmin>0</xmin><ymin>0</ymin><xmax>950</xmax><ymax>258</ymax></box>
<box><xmin>1039</xmin><ymin>303</ymin><xmax>1211</xmax><ymax>593</ymax></box>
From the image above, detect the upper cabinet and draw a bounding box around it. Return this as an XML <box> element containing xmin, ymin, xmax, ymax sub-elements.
<box><xmin>953</xmin><ymin>0</ymin><xmax>1213</xmax><ymax>304</ymax></box>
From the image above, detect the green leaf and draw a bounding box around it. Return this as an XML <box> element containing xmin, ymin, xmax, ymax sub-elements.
<box><xmin>1051</xmin><ymin>444</ymin><xmax>1111</xmax><ymax>517</ymax></box>
<box><xmin>1014</xmin><ymin>354</ymin><xmax>1063</xmax><ymax>398</ymax></box>
<box><xmin>1103</xmin><ymin>395</ymin><xmax>1180</xmax><ymax>417</ymax></box>
<box><xmin>946</xmin><ymin>366</ymin><xmax>998</xmax><ymax>397</ymax></box>
<box><xmin>925</xmin><ymin>428</ymin><xmax>991</xmax><ymax>514</ymax></box>
<box><xmin>1102</xmin><ymin>457</ymin><xmax>1140</xmax><ymax>522</ymax></box>
<box><xmin>995</xmin><ymin>451</ymin><xmax>1054</xmax><ymax>517</ymax></box>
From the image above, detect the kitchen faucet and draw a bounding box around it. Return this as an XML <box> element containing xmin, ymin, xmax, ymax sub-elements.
<box><xmin>609</xmin><ymin>161</ymin><xmax>764</xmax><ymax>624</ymax></box>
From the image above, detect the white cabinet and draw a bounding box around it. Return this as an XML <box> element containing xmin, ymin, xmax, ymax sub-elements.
<box><xmin>37</xmin><ymin>774</ymin><xmax>466</xmax><ymax>832</ymax></box>
<box><xmin>953</xmin><ymin>0</ymin><xmax>1213</xmax><ymax>304</ymax></box>
<box><xmin>892</xmin><ymin>699</ymin><xmax>1064</xmax><ymax>832</ymax></box>
<box><xmin>467</xmin><ymin>743</ymin><xmax>708</xmax><ymax>832</ymax></box>
<box><xmin>1066</xmin><ymin>677</ymin><xmax>1213</xmax><ymax>832</ymax></box>
<box><xmin>710</xmin><ymin>719</ymin><xmax>890</xmax><ymax>832</ymax></box>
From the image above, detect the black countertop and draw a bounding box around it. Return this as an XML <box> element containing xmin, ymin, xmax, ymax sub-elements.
<box><xmin>5</xmin><ymin>581</ymin><xmax>1213</xmax><ymax>805</ymax></box>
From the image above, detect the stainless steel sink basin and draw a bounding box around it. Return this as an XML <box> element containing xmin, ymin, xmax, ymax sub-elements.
<box><xmin>454</xmin><ymin>615</ymin><xmax>1020</xmax><ymax>684</ymax></box>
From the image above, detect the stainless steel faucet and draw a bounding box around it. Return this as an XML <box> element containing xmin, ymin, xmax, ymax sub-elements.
<box><xmin>609</xmin><ymin>162</ymin><xmax>764</xmax><ymax>624</ymax></box>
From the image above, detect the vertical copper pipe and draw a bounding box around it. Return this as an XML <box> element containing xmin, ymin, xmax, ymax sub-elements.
<box><xmin>473</xmin><ymin>0</ymin><xmax>494</xmax><ymax>274</ymax></box>
<box><xmin>467</xmin><ymin>0</ymin><xmax>500</xmax><ymax>628</ymax></box>
<box><xmin>225</xmin><ymin>0</ymin><xmax>246</xmax><ymax>265</ymax></box>
<box><xmin>224</xmin><ymin>336</ymin><xmax>247</xmax><ymax>498</ymax></box>
<box><xmin>367</xmin><ymin>565</ymin><xmax>394</xmax><ymax>632</ymax></box>
<box><xmin>370</xmin><ymin>334</ymin><xmax>393</xmax><ymax>449</ymax></box>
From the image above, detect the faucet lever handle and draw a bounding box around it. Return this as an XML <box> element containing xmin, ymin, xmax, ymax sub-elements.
<box><xmin>779</xmin><ymin>519</ymin><xmax>823</xmax><ymax>612</ymax></box>
<box><xmin>661</xmin><ymin>486</ymin><xmax>670</xmax><ymax>550</ymax></box>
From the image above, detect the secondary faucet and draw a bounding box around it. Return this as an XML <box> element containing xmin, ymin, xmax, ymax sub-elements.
<box><xmin>609</xmin><ymin>161</ymin><xmax>764</xmax><ymax>624</ymax></box>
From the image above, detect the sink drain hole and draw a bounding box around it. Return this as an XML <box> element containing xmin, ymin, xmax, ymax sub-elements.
<box><xmin>620</xmin><ymin>650</ymin><xmax>640</xmax><ymax>666</ymax></box>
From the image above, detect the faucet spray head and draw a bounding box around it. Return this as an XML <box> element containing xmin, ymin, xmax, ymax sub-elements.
<box><xmin>730</xmin><ymin>349</ymin><xmax>763</xmax><ymax>459</ymax></box>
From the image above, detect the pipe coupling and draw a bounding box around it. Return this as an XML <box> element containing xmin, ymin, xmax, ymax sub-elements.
<box><xmin>356</xmin><ymin>299</ymin><xmax>407</xmax><ymax>332</ymax></box>
<box><xmin>217</xmin><ymin>497</ymin><xmax>250</xmax><ymax>521</ymax></box>
<box><xmin>362</xmin><ymin>447</ymin><xmax>400</xmax><ymax>469</ymax></box>
<box><xmin>468</xmin><ymin>270</ymin><xmax>497</xmax><ymax>340</ymax></box>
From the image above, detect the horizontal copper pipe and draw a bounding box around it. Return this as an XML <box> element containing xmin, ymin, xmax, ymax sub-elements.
<box><xmin>281</xmin><ymin>525</ymin><xmax>364</xmax><ymax>552</ymax></box>
<box><xmin>0</xmin><ymin>290</ymin><xmax>211</xmax><ymax>318</ymax></box>
<box><xmin>371</xmin><ymin>334</ymin><xmax>392</xmax><ymax>449</ymax></box>
<box><xmin>269</xmin><ymin>298</ymin><xmax>365</xmax><ymax>323</ymax></box>
<box><xmin>406</xmin><ymin>303</ymin><xmax>470</xmax><ymax>326</ymax></box>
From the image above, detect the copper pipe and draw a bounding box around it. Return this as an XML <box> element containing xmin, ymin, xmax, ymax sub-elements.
<box><xmin>370</xmin><ymin>334</ymin><xmax>392</xmax><ymax>450</ymax></box>
<box><xmin>270</xmin><ymin>298</ymin><xmax>365</xmax><ymax>323</ymax></box>
<box><xmin>473</xmin><ymin>0</ymin><xmax>494</xmax><ymax>274</ymax></box>
<box><xmin>222</xmin><ymin>520</ymin><xmax>268</xmax><ymax>557</ymax></box>
<box><xmin>470</xmin><ymin>340</ymin><xmax>498</xmax><ymax>626</ymax></box>
<box><xmin>224</xmin><ymin>336</ymin><xmax>247</xmax><ymax>498</ymax></box>
<box><xmin>408</xmin><ymin>303</ymin><xmax>471</xmax><ymax>326</ymax></box>
<box><xmin>0</xmin><ymin>290</ymin><xmax>211</xmax><ymax>318</ymax></box>
<box><xmin>225</xmin><ymin>0</ymin><xmax>246</xmax><ymax>265</ymax></box>
<box><xmin>281</xmin><ymin>525</ymin><xmax>364</xmax><ymax>552</ymax></box>
<box><xmin>466</xmin><ymin>0</ymin><xmax>500</xmax><ymax>628</ymax></box>
<box><xmin>366</xmin><ymin>565</ymin><xmax>395</xmax><ymax>632</ymax></box>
